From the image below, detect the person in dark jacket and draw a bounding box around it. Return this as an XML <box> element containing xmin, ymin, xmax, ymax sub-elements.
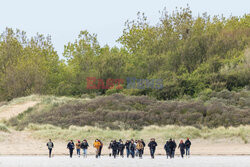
<box><xmin>129</xmin><ymin>140</ymin><xmax>136</xmax><ymax>158</ymax></box>
<box><xmin>168</xmin><ymin>138</ymin><xmax>175</xmax><ymax>158</ymax></box>
<box><xmin>125</xmin><ymin>140</ymin><xmax>130</xmax><ymax>158</ymax></box>
<box><xmin>117</xmin><ymin>139</ymin><xmax>121</xmax><ymax>155</ymax></box>
<box><xmin>67</xmin><ymin>140</ymin><xmax>75</xmax><ymax>158</ymax></box>
<box><xmin>148</xmin><ymin>138</ymin><xmax>157</xmax><ymax>159</ymax></box>
<box><xmin>172</xmin><ymin>139</ymin><xmax>177</xmax><ymax>158</ymax></box>
<box><xmin>80</xmin><ymin>139</ymin><xmax>89</xmax><ymax>157</ymax></box>
<box><xmin>108</xmin><ymin>140</ymin><xmax>113</xmax><ymax>157</ymax></box>
<box><xmin>46</xmin><ymin>139</ymin><xmax>54</xmax><ymax>158</ymax></box>
<box><xmin>118</xmin><ymin>140</ymin><xmax>125</xmax><ymax>157</ymax></box>
<box><xmin>141</xmin><ymin>139</ymin><xmax>146</xmax><ymax>155</ymax></box>
<box><xmin>178</xmin><ymin>140</ymin><xmax>185</xmax><ymax>158</ymax></box>
<box><xmin>111</xmin><ymin>140</ymin><xmax>119</xmax><ymax>158</ymax></box>
<box><xmin>185</xmin><ymin>137</ymin><xmax>191</xmax><ymax>157</ymax></box>
<box><xmin>164</xmin><ymin>140</ymin><xmax>171</xmax><ymax>159</ymax></box>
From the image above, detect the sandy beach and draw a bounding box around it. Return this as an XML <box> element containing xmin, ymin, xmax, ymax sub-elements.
<box><xmin>0</xmin><ymin>130</ymin><xmax>250</xmax><ymax>156</ymax></box>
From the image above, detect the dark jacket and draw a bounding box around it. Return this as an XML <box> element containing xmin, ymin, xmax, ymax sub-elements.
<box><xmin>108</xmin><ymin>142</ymin><xmax>112</xmax><ymax>149</ymax></box>
<box><xmin>47</xmin><ymin>142</ymin><xmax>54</xmax><ymax>149</ymax></box>
<box><xmin>148</xmin><ymin>141</ymin><xmax>158</xmax><ymax>150</ymax></box>
<box><xmin>129</xmin><ymin>143</ymin><xmax>136</xmax><ymax>151</ymax></box>
<box><xmin>178</xmin><ymin>143</ymin><xmax>185</xmax><ymax>151</ymax></box>
<box><xmin>111</xmin><ymin>142</ymin><xmax>119</xmax><ymax>151</ymax></box>
<box><xmin>67</xmin><ymin>142</ymin><xmax>75</xmax><ymax>150</ymax></box>
<box><xmin>168</xmin><ymin>141</ymin><xmax>175</xmax><ymax>150</ymax></box>
<box><xmin>164</xmin><ymin>141</ymin><xmax>170</xmax><ymax>151</ymax></box>
<box><xmin>185</xmin><ymin>140</ymin><xmax>191</xmax><ymax>148</ymax></box>
<box><xmin>173</xmin><ymin>141</ymin><xmax>177</xmax><ymax>150</ymax></box>
<box><xmin>141</xmin><ymin>141</ymin><xmax>146</xmax><ymax>147</ymax></box>
<box><xmin>80</xmin><ymin>142</ymin><xmax>89</xmax><ymax>149</ymax></box>
<box><xmin>125</xmin><ymin>141</ymin><xmax>130</xmax><ymax>149</ymax></box>
<box><xmin>98</xmin><ymin>140</ymin><xmax>103</xmax><ymax>150</ymax></box>
<box><xmin>118</xmin><ymin>143</ymin><xmax>125</xmax><ymax>151</ymax></box>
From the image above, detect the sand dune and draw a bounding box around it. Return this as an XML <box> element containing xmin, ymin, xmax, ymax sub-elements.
<box><xmin>0</xmin><ymin>101</ymin><xmax>39</xmax><ymax>120</ymax></box>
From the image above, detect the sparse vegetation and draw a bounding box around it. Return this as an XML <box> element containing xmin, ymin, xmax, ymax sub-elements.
<box><xmin>26</xmin><ymin>124</ymin><xmax>250</xmax><ymax>144</ymax></box>
<box><xmin>0</xmin><ymin>123</ymin><xmax>10</xmax><ymax>133</ymax></box>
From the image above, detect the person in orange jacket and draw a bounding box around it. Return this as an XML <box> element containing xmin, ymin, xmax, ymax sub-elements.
<box><xmin>75</xmin><ymin>140</ymin><xmax>81</xmax><ymax>157</ymax></box>
<box><xmin>98</xmin><ymin>139</ymin><xmax>103</xmax><ymax>157</ymax></box>
<box><xmin>93</xmin><ymin>139</ymin><xmax>102</xmax><ymax>158</ymax></box>
<box><xmin>136</xmin><ymin>140</ymin><xmax>144</xmax><ymax>159</ymax></box>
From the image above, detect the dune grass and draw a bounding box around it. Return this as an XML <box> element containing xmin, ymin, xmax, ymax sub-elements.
<box><xmin>26</xmin><ymin>124</ymin><xmax>250</xmax><ymax>144</ymax></box>
<box><xmin>0</xmin><ymin>123</ymin><xmax>10</xmax><ymax>133</ymax></box>
<box><xmin>1</xmin><ymin>94</ymin><xmax>40</xmax><ymax>105</ymax></box>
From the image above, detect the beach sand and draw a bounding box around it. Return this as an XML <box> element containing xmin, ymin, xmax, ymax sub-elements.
<box><xmin>0</xmin><ymin>130</ymin><xmax>250</xmax><ymax>155</ymax></box>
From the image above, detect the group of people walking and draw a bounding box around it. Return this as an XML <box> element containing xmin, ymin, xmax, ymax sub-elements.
<box><xmin>109</xmin><ymin>139</ymin><xmax>149</xmax><ymax>159</ymax></box>
<box><xmin>46</xmin><ymin>138</ymin><xmax>191</xmax><ymax>159</ymax></box>
<box><xmin>67</xmin><ymin>139</ymin><xmax>90</xmax><ymax>158</ymax></box>
<box><xmin>164</xmin><ymin>138</ymin><xmax>191</xmax><ymax>158</ymax></box>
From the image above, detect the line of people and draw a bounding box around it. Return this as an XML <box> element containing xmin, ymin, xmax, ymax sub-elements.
<box><xmin>109</xmin><ymin>139</ymin><xmax>149</xmax><ymax>159</ymax></box>
<box><xmin>164</xmin><ymin>138</ymin><xmax>191</xmax><ymax>158</ymax></box>
<box><xmin>46</xmin><ymin>138</ymin><xmax>191</xmax><ymax>159</ymax></box>
<box><xmin>67</xmin><ymin>139</ymin><xmax>90</xmax><ymax>158</ymax></box>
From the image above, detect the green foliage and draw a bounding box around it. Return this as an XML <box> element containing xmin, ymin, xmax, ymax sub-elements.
<box><xmin>0</xmin><ymin>6</ymin><xmax>249</xmax><ymax>101</ymax></box>
<box><xmin>0</xmin><ymin>28</ymin><xmax>63</xmax><ymax>101</ymax></box>
<box><xmin>105</xmin><ymin>84</ymin><xmax>123</xmax><ymax>95</ymax></box>
<box><xmin>116</xmin><ymin>7</ymin><xmax>250</xmax><ymax>99</ymax></box>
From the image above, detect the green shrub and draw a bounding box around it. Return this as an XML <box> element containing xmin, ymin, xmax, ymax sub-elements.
<box><xmin>8</xmin><ymin>91</ymin><xmax>250</xmax><ymax>130</ymax></box>
<box><xmin>0</xmin><ymin>124</ymin><xmax>10</xmax><ymax>133</ymax></box>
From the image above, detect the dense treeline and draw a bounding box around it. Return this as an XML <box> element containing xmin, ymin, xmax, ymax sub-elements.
<box><xmin>0</xmin><ymin>29</ymin><xmax>63</xmax><ymax>100</ymax></box>
<box><xmin>0</xmin><ymin>7</ymin><xmax>250</xmax><ymax>101</ymax></box>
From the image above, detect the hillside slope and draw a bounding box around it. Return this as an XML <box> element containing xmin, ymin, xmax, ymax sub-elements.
<box><xmin>7</xmin><ymin>89</ymin><xmax>250</xmax><ymax>130</ymax></box>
